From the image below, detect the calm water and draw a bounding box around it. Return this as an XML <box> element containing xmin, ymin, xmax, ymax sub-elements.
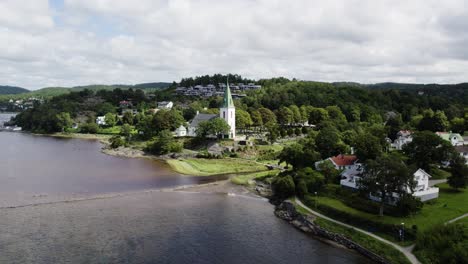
<box><xmin>0</xmin><ymin>114</ymin><xmax>370</xmax><ymax>263</ymax></box>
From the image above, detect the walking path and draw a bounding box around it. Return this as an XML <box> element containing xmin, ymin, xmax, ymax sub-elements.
<box><xmin>446</xmin><ymin>213</ymin><xmax>468</xmax><ymax>224</ymax></box>
<box><xmin>295</xmin><ymin>198</ymin><xmax>421</xmax><ymax>264</ymax></box>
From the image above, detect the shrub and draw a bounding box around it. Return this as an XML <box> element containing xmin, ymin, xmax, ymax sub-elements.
<box><xmin>109</xmin><ymin>136</ymin><xmax>125</xmax><ymax>149</ymax></box>
<box><xmin>414</xmin><ymin>224</ymin><xmax>468</xmax><ymax>264</ymax></box>
<box><xmin>272</xmin><ymin>175</ymin><xmax>296</xmax><ymax>199</ymax></box>
<box><xmin>79</xmin><ymin>123</ymin><xmax>99</xmax><ymax>134</ymax></box>
<box><xmin>395</xmin><ymin>194</ymin><xmax>423</xmax><ymax>217</ymax></box>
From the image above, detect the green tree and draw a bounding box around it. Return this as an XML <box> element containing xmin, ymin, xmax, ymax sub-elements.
<box><xmin>418</xmin><ymin>109</ymin><xmax>449</xmax><ymax>132</ymax></box>
<box><xmin>236</xmin><ymin>109</ymin><xmax>253</xmax><ymax>132</ymax></box>
<box><xmin>359</xmin><ymin>154</ymin><xmax>413</xmax><ymax>216</ymax></box>
<box><xmin>448</xmin><ymin>156</ymin><xmax>468</xmax><ymax>190</ymax></box>
<box><xmin>120</xmin><ymin>123</ymin><xmax>132</xmax><ymax>141</ymax></box>
<box><xmin>147</xmin><ymin>130</ymin><xmax>182</xmax><ymax>155</ymax></box>
<box><xmin>289</xmin><ymin>105</ymin><xmax>302</xmax><ymax>124</ymax></box>
<box><xmin>403</xmin><ymin>131</ymin><xmax>455</xmax><ymax>171</ymax></box>
<box><xmin>122</xmin><ymin>111</ymin><xmax>134</xmax><ymax>125</ymax></box>
<box><xmin>258</xmin><ymin>107</ymin><xmax>277</xmax><ymax>127</ymax></box>
<box><xmin>450</xmin><ymin>117</ymin><xmax>465</xmax><ymax>134</ymax></box>
<box><xmin>104</xmin><ymin>113</ymin><xmax>117</xmax><ymax>127</ymax></box>
<box><xmin>308</xmin><ymin>107</ymin><xmax>329</xmax><ymax>125</ymax></box>
<box><xmin>276</xmin><ymin>106</ymin><xmax>293</xmax><ymax>126</ymax></box>
<box><xmin>315</xmin><ymin>126</ymin><xmax>346</xmax><ymax>158</ymax></box>
<box><xmin>196</xmin><ymin>118</ymin><xmax>230</xmax><ymax>138</ymax></box>
<box><xmin>296</xmin><ymin>167</ymin><xmax>325</xmax><ymax>193</ymax></box>
<box><xmin>354</xmin><ymin>132</ymin><xmax>383</xmax><ymax>162</ymax></box>
<box><xmin>56</xmin><ymin>112</ymin><xmax>73</xmax><ymax>132</ymax></box>
<box><xmin>96</xmin><ymin>102</ymin><xmax>116</xmax><ymax>116</ymax></box>
<box><xmin>250</xmin><ymin>110</ymin><xmax>263</xmax><ymax>128</ymax></box>
<box><xmin>272</xmin><ymin>175</ymin><xmax>296</xmax><ymax>199</ymax></box>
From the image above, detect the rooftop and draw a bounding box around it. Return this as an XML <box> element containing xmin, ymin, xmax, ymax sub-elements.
<box><xmin>330</xmin><ymin>154</ymin><xmax>358</xmax><ymax>166</ymax></box>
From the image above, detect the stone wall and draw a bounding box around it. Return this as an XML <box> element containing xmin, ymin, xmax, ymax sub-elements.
<box><xmin>275</xmin><ymin>201</ymin><xmax>390</xmax><ymax>264</ymax></box>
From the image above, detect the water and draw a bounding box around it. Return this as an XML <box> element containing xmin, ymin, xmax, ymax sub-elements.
<box><xmin>0</xmin><ymin>117</ymin><xmax>371</xmax><ymax>263</ymax></box>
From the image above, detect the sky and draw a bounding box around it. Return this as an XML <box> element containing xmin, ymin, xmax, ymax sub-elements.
<box><xmin>1</xmin><ymin>0</ymin><xmax>468</xmax><ymax>90</ymax></box>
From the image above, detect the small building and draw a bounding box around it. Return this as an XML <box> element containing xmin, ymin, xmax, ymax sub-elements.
<box><xmin>157</xmin><ymin>101</ymin><xmax>174</xmax><ymax>110</ymax></box>
<box><xmin>315</xmin><ymin>154</ymin><xmax>359</xmax><ymax>171</ymax></box>
<box><xmin>436</xmin><ymin>132</ymin><xmax>464</xmax><ymax>146</ymax></box>
<box><xmin>119</xmin><ymin>100</ymin><xmax>132</xmax><ymax>109</ymax></box>
<box><xmin>96</xmin><ymin>116</ymin><xmax>106</xmax><ymax>126</ymax></box>
<box><xmin>174</xmin><ymin>125</ymin><xmax>187</xmax><ymax>137</ymax></box>
<box><xmin>391</xmin><ymin>130</ymin><xmax>413</xmax><ymax>150</ymax></box>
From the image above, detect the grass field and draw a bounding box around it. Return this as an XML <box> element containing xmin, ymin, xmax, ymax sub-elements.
<box><xmin>230</xmin><ymin>170</ymin><xmax>279</xmax><ymax>185</ymax></box>
<box><xmin>311</xmin><ymin>183</ymin><xmax>468</xmax><ymax>234</ymax></box>
<box><xmin>166</xmin><ymin>158</ymin><xmax>269</xmax><ymax>176</ymax></box>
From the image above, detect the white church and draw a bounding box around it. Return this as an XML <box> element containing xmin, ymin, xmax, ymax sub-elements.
<box><xmin>175</xmin><ymin>81</ymin><xmax>236</xmax><ymax>139</ymax></box>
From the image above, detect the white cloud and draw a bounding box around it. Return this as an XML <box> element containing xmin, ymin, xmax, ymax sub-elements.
<box><xmin>0</xmin><ymin>0</ymin><xmax>467</xmax><ymax>89</ymax></box>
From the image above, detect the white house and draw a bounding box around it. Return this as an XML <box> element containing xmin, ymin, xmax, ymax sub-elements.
<box><xmin>315</xmin><ymin>154</ymin><xmax>359</xmax><ymax>171</ymax></box>
<box><xmin>187</xmin><ymin>113</ymin><xmax>217</xmax><ymax>137</ymax></box>
<box><xmin>436</xmin><ymin>132</ymin><xmax>464</xmax><ymax>146</ymax></box>
<box><xmin>157</xmin><ymin>101</ymin><xmax>174</xmax><ymax>109</ymax></box>
<box><xmin>340</xmin><ymin>167</ymin><xmax>439</xmax><ymax>202</ymax></box>
<box><xmin>391</xmin><ymin>130</ymin><xmax>413</xmax><ymax>150</ymax></box>
<box><xmin>96</xmin><ymin>116</ymin><xmax>106</xmax><ymax>126</ymax></box>
<box><xmin>174</xmin><ymin>125</ymin><xmax>187</xmax><ymax>137</ymax></box>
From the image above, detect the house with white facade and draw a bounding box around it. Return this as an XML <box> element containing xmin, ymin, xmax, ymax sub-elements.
<box><xmin>340</xmin><ymin>167</ymin><xmax>439</xmax><ymax>202</ymax></box>
<box><xmin>436</xmin><ymin>132</ymin><xmax>464</xmax><ymax>146</ymax></box>
<box><xmin>157</xmin><ymin>101</ymin><xmax>174</xmax><ymax>110</ymax></box>
<box><xmin>391</xmin><ymin>130</ymin><xmax>413</xmax><ymax>150</ymax></box>
<box><xmin>96</xmin><ymin>116</ymin><xmax>106</xmax><ymax>126</ymax></box>
<box><xmin>174</xmin><ymin>125</ymin><xmax>187</xmax><ymax>137</ymax></box>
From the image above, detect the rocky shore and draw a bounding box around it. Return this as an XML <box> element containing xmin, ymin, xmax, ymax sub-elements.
<box><xmin>274</xmin><ymin>200</ymin><xmax>390</xmax><ymax>264</ymax></box>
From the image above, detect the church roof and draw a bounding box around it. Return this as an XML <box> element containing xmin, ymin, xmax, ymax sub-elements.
<box><xmin>189</xmin><ymin>113</ymin><xmax>217</xmax><ymax>128</ymax></box>
<box><xmin>221</xmin><ymin>81</ymin><xmax>234</xmax><ymax>108</ymax></box>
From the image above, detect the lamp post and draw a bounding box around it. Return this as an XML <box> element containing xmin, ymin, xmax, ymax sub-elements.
<box><xmin>400</xmin><ymin>222</ymin><xmax>405</xmax><ymax>242</ymax></box>
<box><xmin>314</xmin><ymin>192</ymin><xmax>318</xmax><ymax>209</ymax></box>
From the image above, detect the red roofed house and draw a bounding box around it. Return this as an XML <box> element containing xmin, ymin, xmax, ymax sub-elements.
<box><xmin>315</xmin><ymin>154</ymin><xmax>358</xmax><ymax>171</ymax></box>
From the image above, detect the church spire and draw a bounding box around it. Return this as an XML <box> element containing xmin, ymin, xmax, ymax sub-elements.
<box><xmin>222</xmin><ymin>78</ymin><xmax>234</xmax><ymax>108</ymax></box>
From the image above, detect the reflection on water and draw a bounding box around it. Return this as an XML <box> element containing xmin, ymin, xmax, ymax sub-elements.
<box><xmin>0</xmin><ymin>131</ymin><xmax>223</xmax><ymax>206</ymax></box>
<box><xmin>0</xmin><ymin>191</ymin><xmax>371</xmax><ymax>264</ymax></box>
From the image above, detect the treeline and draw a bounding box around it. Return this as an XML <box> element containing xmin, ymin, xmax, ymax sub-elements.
<box><xmin>177</xmin><ymin>74</ymin><xmax>255</xmax><ymax>87</ymax></box>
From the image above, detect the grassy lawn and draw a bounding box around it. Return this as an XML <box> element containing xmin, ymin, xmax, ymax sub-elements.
<box><xmin>166</xmin><ymin>158</ymin><xmax>269</xmax><ymax>176</ymax></box>
<box><xmin>310</xmin><ymin>183</ymin><xmax>468</xmax><ymax>237</ymax></box>
<box><xmin>430</xmin><ymin>167</ymin><xmax>452</xmax><ymax>179</ymax></box>
<box><xmin>230</xmin><ymin>170</ymin><xmax>279</xmax><ymax>185</ymax></box>
<box><xmin>97</xmin><ymin>126</ymin><xmax>122</xmax><ymax>135</ymax></box>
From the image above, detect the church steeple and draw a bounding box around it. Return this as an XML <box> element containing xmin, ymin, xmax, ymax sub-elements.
<box><xmin>219</xmin><ymin>78</ymin><xmax>236</xmax><ymax>139</ymax></box>
<box><xmin>222</xmin><ymin>80</ymin><xmax>234</xmax><ymax>108</ymax></box>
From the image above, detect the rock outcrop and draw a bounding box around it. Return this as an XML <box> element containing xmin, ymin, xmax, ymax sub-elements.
<box><xmin>275</xmin><ymin>200</ymin><xmax>390</xmax><ymax>264</ymax></box>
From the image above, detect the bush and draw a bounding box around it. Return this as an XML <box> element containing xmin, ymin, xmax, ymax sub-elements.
<box><xmin>147</xmin><ymin>130</ymin><xmax>182</xmax><ymax>155</ymax></box>
<box><xmin>272</xmin><ymin>175</ymin><xmax>296</xmax><ymax>199</ymax></box>
<box><xmin>109</xmin><ymin>136</ymin><xmax>125</xmax><ymax>149</ymax></box>
<box><xmin>395</xmin><ymin>195</ymin><xmax>423</xmax><ymax>217</ymax></box>
<box><xmin>80</xmin><ymin>123</ymin><xmax>99</xmax><ymax>134</ymax></box>
<box><xmin>414</xmin><ymin>224</ymin><xmax>468</xmax><ymax>264</ymax></box>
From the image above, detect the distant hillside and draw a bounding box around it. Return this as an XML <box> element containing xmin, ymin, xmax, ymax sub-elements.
<box><xmin>0</xmin><ymin>82</ymin><xmax>171</xmax><ymax>101</ymax></box>
<box><xmin>0</xmin><ymin>85</ymin><xmax>30</xmax><ymax>95</ymax></box>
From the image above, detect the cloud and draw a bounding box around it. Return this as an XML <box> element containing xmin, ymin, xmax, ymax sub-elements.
<box><xmin>0</xmin><ymin>0</ymin><xmax>467</xmax><ymax>89</ymax></box>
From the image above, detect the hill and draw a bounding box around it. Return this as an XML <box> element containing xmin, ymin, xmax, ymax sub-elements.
<box><xmin>0</xmin><ymin>82</ymin><xmax>171</xmax><ymax>102</ymax></box>
<box><xmin>0</xmin><ymin>85</ymin><xmax>30</xmax><ymax>95</ymax></box>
